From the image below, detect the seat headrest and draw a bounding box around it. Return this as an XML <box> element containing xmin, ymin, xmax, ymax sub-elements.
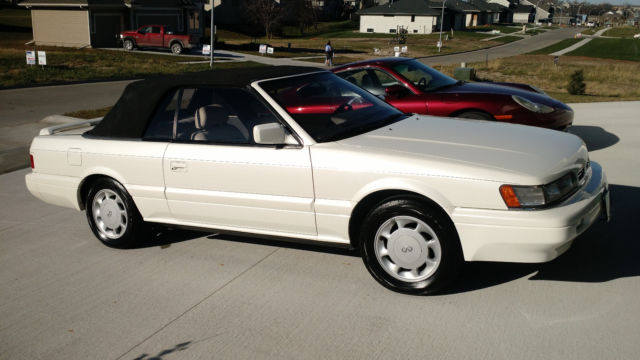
<box><xmin>195</xmin><ymin>105</ymin><xmax>229</xmax><ymax>129</ymax></box>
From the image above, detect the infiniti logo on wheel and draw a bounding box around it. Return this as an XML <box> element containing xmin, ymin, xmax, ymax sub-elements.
<box><xmin>401</xmin><ymin>246</ymin><xmax>413</xmax><ymax>253</ymax></box>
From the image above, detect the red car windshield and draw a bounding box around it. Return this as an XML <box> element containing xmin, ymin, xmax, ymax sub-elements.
<box><xmin>258</xmin><ymin>72</ymin><xmax>406</xmax><ymax>142</ymax></box>
<box><xmin>391</xmin><ymin>59</ymin><xmax>458</xmax><ymax>92</ymax></box>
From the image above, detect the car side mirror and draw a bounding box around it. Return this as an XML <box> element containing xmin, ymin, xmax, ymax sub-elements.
<box><xmin>253</xmin><ymin>123</ymin><xmax>297</xmax><ymax>145</ymax></box>
<box><xmin>385</xmin><ymin>84</ymin><xmax>408</xmax><ymax>98</ymax></box>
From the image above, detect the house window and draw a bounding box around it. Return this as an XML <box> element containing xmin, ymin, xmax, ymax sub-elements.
<box><xmin>389</xmin><ymin>29</ymin><xmax>396</xmax><ymax>33</ymax></box>
<box><xmin>413</xmin><ymin>29</ymin><xmax>418</xmax><ymax>33</ymax></box>
<box><xmin>411</xmin><ymin>15</ymin><xmax>415</xmax><ymax>22</ymax></box>
<box><xmin>367</xmin><ymin>28</ymin><xmax>374</xmax><ymax>32</ymax></box>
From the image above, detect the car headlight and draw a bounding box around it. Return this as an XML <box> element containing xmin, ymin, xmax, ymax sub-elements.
<box><xmin>512</xmin><ymin>95</ymin><xmax>554</xmax><ymax>114</ymax></box>
<box><xmin>500</xmin><ymin>172</ymin><xmax>581</xmax><ymax>208</ymax></box>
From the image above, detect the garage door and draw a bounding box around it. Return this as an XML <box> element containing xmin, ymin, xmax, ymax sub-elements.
<box><xmin>32</xmin><ymin>9</ymin><xmax>90</xmax><ymax>47</ymax></box>
<box><xmin>93</xmin><ymin>14</ymin><xmax>123</xmax><ymax>47</ymax></box>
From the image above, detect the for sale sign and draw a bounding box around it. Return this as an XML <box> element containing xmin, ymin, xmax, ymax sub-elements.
<box><xmin>202</xmin><ymin>44</ymin><xmax>211</xmax><ymax>55</ymax></box>
<box><xmin>259</xmin><ymin>44</ymin><xmax>267</xmax><ymax>54</ymax></box>
<box><xmin>26</xmin><ymin>51</ymin><xmax>36</xmax><ymax>65</ymax></box>
<box><xmin>38</xmin><ymin>51</ymin><xmax>47</xmax><ymax>65</ymax></box>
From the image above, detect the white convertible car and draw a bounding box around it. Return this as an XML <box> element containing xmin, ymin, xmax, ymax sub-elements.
<box><xmin>26</xmin><ymin>66</ymin><xmax>609</xmax><ymax>294</ymax></box>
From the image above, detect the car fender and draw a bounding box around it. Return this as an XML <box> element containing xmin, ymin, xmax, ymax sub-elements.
<box><xmin>77</xmin><ymin>166</ymin><xmax>131</xmax><ymax>209</ymax></box>
<box><xmin>169</xmin><ymin>39</ymin><xmax>184</xmax><ymax>47</ymax></box>
<box><xmin>351</xmin><ymin>177</ymin><xmax>455</xmax><ymax>216</ymax></box>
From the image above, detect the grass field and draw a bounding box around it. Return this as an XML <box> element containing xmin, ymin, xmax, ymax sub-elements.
<box><xmin>217</xmin><ymin>25</ymin><xmax>521</xmax><ymax>61</ymax></box>
<box><xmin>436</xmin><ymin>55</ymin><xmax>640</xmax><ymax>103</ymax></box>
<box><xmin>604</xmin><ymin>26</ymin><xmax>640</xmax><ymax>38</ymax></box>
<box><xmin>566</xmin><ymin>38</ymin><xmax>640</xmax><ymax>61</ymax></box>
<box><xmin>527</xmin><ymin>38</ymin><xmax>582</xmax><ymax>55</ymax></box>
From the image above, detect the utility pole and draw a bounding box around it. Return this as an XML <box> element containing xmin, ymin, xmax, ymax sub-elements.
<box><xmin>438</xmin><ymin>0</ymin><xmax>446</xmax><ymax>53</ymax></box>
<box><xmin>210</xmin><ymin>0</ymin><xmax>214</xmax><ymax>68</ymax></box>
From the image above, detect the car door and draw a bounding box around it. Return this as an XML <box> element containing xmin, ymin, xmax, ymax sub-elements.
<box><xmin>148</xmin><ymin>26</ymin><xmax>163</xmax><ymax>47</ymax></box>
<box><xmin>136</xmin><ymin>26</ymin><xmax>153</xmax><ymax>46</ymax></box>
<box><xmin>368</xmin><ymin>68</ymin><xmax>427</xmax><ymax>114</ymax></box>
<box><xmin>158</xmin><ymin>87</ymin><xmax>317</xmax><ymax>235</ymax></box>
<box><xmin>338</xmin><ymin>68</ymin><xmax>427</xmax><ymax>114</ymax></box>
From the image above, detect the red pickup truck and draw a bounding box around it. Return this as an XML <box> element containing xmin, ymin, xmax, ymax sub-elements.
<box><xmin>118</xmin><ymin>25</ymin><xmax>195</xmax><ymax>55</ymax></box>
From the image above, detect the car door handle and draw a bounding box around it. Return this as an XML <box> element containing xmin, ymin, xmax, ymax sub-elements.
<box><xmin>170</xmin><ymin>161</ymin><xmax>187</xmax><ymax>172</ymax></box>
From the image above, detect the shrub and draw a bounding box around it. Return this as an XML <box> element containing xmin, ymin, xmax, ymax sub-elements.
<box><xmin>567</xmin><ymin>69</ymin><xmax>586</xmax><ymax>95</ymax></box>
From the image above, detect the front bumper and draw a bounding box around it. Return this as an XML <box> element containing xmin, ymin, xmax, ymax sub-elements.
<box><xmin>452</xmin><ymin>161</ymin><xmax>608</xmax><ymax>263</ymax></box>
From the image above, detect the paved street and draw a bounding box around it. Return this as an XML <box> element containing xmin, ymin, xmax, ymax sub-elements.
<box><xmin>1</xmin><ymin>101</ymin><xmax>638</xmax><ymax>360</ymax></box>
<box><xmin>420</xmin><ymin>26</ymin><xmax>581</xmax><ymax>66</ymax></box>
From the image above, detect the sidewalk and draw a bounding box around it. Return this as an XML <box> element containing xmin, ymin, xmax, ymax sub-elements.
<box><xmin>550</xmin><ymin>28</ymin><xmax>610</xmax><ymax>56</ymax></box>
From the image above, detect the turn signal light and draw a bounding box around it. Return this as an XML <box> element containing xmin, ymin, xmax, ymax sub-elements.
<box><xmin>30</xmin><ymin>154</ymin><xmax>34</xmax><ymax>169</ymax></box>
<box><xmin>499</xmin><ymin>185</ymin><xmax>520</xmax><ymax>208</ymax></box>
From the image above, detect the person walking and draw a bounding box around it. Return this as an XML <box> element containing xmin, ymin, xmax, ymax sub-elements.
<box><xmin>324</xmin><ymin>40</ymin><xmax>333</xmax><ymax>67</ymax></box>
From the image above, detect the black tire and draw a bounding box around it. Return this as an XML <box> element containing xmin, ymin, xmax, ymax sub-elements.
<box><xmin>359</xmin><ymin>197</ymin><xmax>463</xmax><ymax>295</ymax></box>
<box><xmin>85</xmin><ymin>178</ymin><xmax>147</xmax><ymax>248</ymax></box>
<box><xmin>170</xmin><ymin>42</ymin><xmax>183</xmax><ymax>55</ymax></box>
<box><xmin>456</xmin><ymin>111</ymin><xmax>493</xmax><ymax>120</ymax></box>
<box><xmin>123</xmin><ymin>39</ymin><xmax>134</xmax><ymax>51</ymax></box>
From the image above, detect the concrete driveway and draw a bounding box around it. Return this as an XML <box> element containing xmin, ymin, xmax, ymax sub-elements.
<box><xmin>1</xmin><ymin>101</ymin><xmax>639</xmax><ymax>359</ymax></box>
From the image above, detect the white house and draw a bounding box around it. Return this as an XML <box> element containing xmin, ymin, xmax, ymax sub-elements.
<box><xmin>358</xmin><ymin>0</ymin><xmax>439</xmax><ymax>34</ymax></box>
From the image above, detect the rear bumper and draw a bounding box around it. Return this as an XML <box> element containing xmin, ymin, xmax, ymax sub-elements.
<box><xmin>25</xmin><ymin>172</ymin><xmax>82</xmax><ymax>211</ymax></box>
<box><xmin>453</xmin><ymin>161</ymin><xmax>608</xmax><ymax>263</ymax></box>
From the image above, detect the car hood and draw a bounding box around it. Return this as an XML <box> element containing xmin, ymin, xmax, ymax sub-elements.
<box><xmin>334</xmin><ymin>115</ymin><xmax>588</xmax><ymax>185</ymax></box>
<box><xmin>437</xmin><ymin>81</ymin><xmax>569</xmax><ymax>109</ymax></box>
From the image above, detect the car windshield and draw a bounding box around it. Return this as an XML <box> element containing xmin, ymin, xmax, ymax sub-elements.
<box><xmin>391</xmin><ymin>59</ymin><xmax>458</xmax><ymax>92</ymax></box>
<box><xmin>258</xmin><ymin>72</ymin><xmax>407</xmax><ymax>143</ymax></box>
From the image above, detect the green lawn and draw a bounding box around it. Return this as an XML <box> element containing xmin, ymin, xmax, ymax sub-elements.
<box><xmin>604</xmin><ymin>26</ymin><xmax>640</xmax><ymax>38</ymax></box>
<box><xmin>492</xmin><ymin>35</ymin><xmax>523</xmax><ymax>44</ymax></box>
<box><xmin>527</xmin><ymin>38</ymin><xmax>582</xmax><ymax>55</ymax></box>
<box><xmin>566</xmin><ymin>38</ymin><xmax>640</xmax><ymax>61</ymax></box>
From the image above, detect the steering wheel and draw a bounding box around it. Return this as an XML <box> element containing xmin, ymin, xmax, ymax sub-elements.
<box><xmin>418</xmin><ymin>77</ymin><xmax>428</xmax><ymax>89</ymax></box>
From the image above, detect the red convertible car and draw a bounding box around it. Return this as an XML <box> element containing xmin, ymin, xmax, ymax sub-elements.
<box><xmin>332</xmin><ymin>58</ymin><xmax>573</xmax><ymax>131</ymax></box>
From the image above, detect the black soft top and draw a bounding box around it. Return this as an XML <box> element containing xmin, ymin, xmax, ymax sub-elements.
<box><xmin>87</xmin><ymin>66</ymin><xmax>324</xmax><ymax>139</ymax></box>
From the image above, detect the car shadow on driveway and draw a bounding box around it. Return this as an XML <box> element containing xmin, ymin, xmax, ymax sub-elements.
<box><xmin>569</xmin><ymin>125</ymin><xmax>619</xmax><ymax>151</ymax></box>
<box><xmin>131</xmin><ymin>184</ymin><xmax>636</xmax><ymax>295</ymax></box>
<box><xmin>444</xmin><ymin>183</ymin><xmax>638</xmax><ymax>294</ymax></box>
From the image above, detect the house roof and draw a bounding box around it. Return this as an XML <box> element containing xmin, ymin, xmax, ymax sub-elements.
<box><xmin>513</xmin><ymin>4</ymin><xmax>534</xmax><ymax>13</ymax></box>
<box><xmin>358</xmin><ymin>0</ymin><xmax>440</xmax><ymax>16</ymax></box>
<box><xmin>429</xmin><ymin>0</ymin><xmax>480</xmax><ymax>13</ymax></box>
<box><xmin>481</xmin><ymin>2</ymin><xmax>509</xmax><ymax>12</ymax></box>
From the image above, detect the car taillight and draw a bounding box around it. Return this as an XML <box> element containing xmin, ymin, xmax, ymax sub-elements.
<box><xmin>30</xmin><ymin>154</ymin><xmax>34</xmax><ymax>169</ymax></box>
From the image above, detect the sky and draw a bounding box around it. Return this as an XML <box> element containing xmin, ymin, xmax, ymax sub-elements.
<box><xmin>580</xmin><ymin>0</ymin><xmax>640</xmax><ymax>5</ymax></box>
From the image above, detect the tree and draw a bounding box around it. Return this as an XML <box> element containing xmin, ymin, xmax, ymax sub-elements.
<box><xmin>245</xmin><ymin>0</ymin><xmax>282</xmax><ymax>40</ymax></box>
<box><xmin>567</xmin><ymin>69</ymin><xmax>586</xmax><ymax>95</ymax></box>
<box><xmin>282</xmin><ymin>0</ymin><xmax>317</xmax><ymax>35</ymax></box>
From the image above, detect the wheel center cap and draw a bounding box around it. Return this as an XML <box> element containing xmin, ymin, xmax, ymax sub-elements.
<box><xmin>390</xmin><ymin>231</ymin><xmax>423</xmax><ymax>267</ymax></box>
<box><xmin>101</xmin><ymin>201</ymin><xmax>119</xmax><ymax>228</ymax></box>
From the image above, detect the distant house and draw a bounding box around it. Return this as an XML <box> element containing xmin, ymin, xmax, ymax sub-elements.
<box><xmin>512</xmin><ymin>4</ymin><xmax>534</xmax><ymax>23</ymax></box>
<box><xmin>19</xmin><ymin>0</ymin><xmax>206</xmax><ymax>48</ymax></box>
<box><xmin>358</xmin><ymin>0</ymin><xmax>440</xmax><ymax>34</ymax></box>
<box><xmin>520</xmin><ymin>0</ymin><xmax>549</xmax><ymax>20</ymax></box>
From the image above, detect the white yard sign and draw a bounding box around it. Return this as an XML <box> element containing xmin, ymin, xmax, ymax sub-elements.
<box><xmin>26</xmin><ymin>51</ymin><xmax>36</xmax><ymax>65</ymax></box>
<box><xmin>38</xmin><ymin>51</ymin><xmax>47</xmax><ymax>66</ymax></box>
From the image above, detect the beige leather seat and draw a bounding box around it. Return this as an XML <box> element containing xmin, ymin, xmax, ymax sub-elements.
<box><xmin>191</xmin><ymin>105</ymin><xmax>245</xmax><ymax>142</ymax></box>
